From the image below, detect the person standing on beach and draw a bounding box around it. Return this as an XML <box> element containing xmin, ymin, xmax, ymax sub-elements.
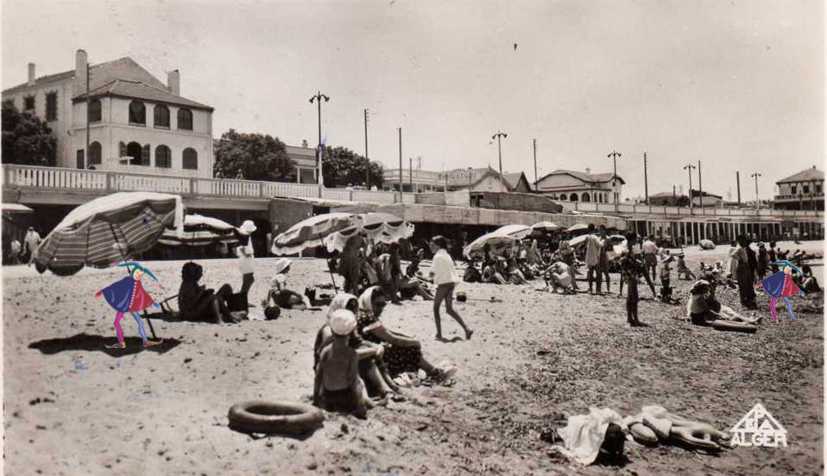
<box><xmin>584</xmin><ymin>225</ymin><xmax>603</xmax><ymax>294</ymax></box>
<box><xmin>641</xmin><ymin>235</ymin><xmax>658</xmax><ymax>282</ymax></box>
<box><xmin>237</xmin><ymin>220</ymin><xmax>257</xmax><ymax>302</ymax></box>
<box><xmin>598</xmin><ymin>229</ymin><xmax>612</xmax><ymax>293</ymax></box>
<box><xmin>733</xmin><ymin>235</ymin><xmax>757</xmax><ymax>309</ymax></box>
<box><xmin>430</xmin><ymin>236</ymin><xmax>473</xmax><ymax>341</ymax></box>
<box><xmin>619</xmin><ymin>234</ymin><xmax>645</xmax><ymax>327</ymax></box>
<box><xmin>23</xmin><ymin>227</ymin><xmax>41</xmax><ymax>264</ymax></box>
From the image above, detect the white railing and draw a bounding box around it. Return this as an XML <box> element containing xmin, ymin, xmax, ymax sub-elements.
<box><xmin>4</xmin><ymin>164</ymin><xmax>823</xmax><ymax>218</ymax></box>
<box><xmin>561</xmin><ymin>199</ymin><xmax>822</xmax><ymax>218</ymax></box>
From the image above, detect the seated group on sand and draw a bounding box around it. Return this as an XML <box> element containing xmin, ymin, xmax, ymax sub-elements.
<box><xmin>312</xmin><ymin>287</ymin><xmax>456</xmax><ymax>418</ymax></box>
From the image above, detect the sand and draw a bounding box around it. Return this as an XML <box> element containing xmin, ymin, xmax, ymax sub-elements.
<box><xmin>2</xmin><ymin>241</ymin><xmax>823</xmax><ymax>475</ymax></box>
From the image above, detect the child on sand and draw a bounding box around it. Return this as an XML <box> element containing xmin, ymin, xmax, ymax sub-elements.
<box><xmin>314</xmin><ymin>309</ymin><xmax>370</xmax><ymax>419</ymax></box>
<box><xmin>676</xmin><ymin>254</ymin><xmax>695</xmax><ymax>280</ymax></box>
<box><xmin>659</xmin><ymin>254</ymin><xmax>679</xmax><ymax>304</ymax></box>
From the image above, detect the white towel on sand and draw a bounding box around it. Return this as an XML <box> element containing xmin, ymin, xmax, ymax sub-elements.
<box><xmin>553</xmin><ymin>407</ymin><xmax>625</xmax><ymax>465</ymax></box>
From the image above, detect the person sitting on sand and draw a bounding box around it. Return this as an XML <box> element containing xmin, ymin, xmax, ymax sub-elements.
<box><xmin>558</xmin><ymin>240</ymin><xmax>580</xmax><ymax>292</ymax></box>
<box><xmin>687</xmin><ymin>280</ymin><xmax>759</xmax><ymax>326</ymax></box>
<box><xmin>178</xmin><ymin>261</ymin><xmax>239</xmax><ymax>324</ymax></box>
<box><xmin>676</xmin><ymin>253</ymin><xmax>695</xmax><ymax>280</ymax></box>
<box><xmin>800</xmin><ymin>265</ymin><xmax>821</xmax><ymax>294</ymax></box>
<box><xmin>544</xmin><ymin>261</ymin><xmax>575</xmax><ymax>294</ymax></box>
<box><xmin>314</xmin><ymin>294</ymin><xmax>398</xmax><ymax>401</ymax></box>
<box><xmin>482</xmin><ymin>260</ymin><xmax>507</xmax><ymax>284</ymax></box>
<box><xmin>314</xmin><ymin>309</ymin><xmax>370</xmax><ymax>418</ymax></box>
<box><xmin>263</xmin><ymin>258</ymin><xmax>307</xmax><ymax>310</ymax></box>
<box><xmin>357</xmin><ymin>286</ymin><xmax>455</xmax><ymax>381</ymax></box>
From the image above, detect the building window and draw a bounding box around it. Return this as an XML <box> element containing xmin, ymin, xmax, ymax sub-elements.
<box><xmin>154</xmin><ymin>105</ymin><xmax>170</xmax><ymax>129</ymax></box>
<box><xmin>24</xmin><ymin>95</ymin><xmax>35</xmax><ymax>111</ymax></box>
<box><xmin>88</xmin><ymin>99</ymin><xmax>102</xmax><ymax>122</ymax></box>
<box><xmin>89</xmin><ymin>141</ymin><xmax>102</xmax><ymax>165</ymax></box>
<box><xmin>791</xmin><ymin>185</ymin><xmax>797</xmax><ymax>195</ymax></box>
<box><xmin>803</xmin><ymin>185</ymin><xmax>809</xmax><ymax>194</ymax></box>
<box><xmin>182</xmin><ymin>148</ymin><xmax>198</xmax><ymax>169</ymax></box>
<box><xmin>155</xmin><ymin>145</ymin><xmax>172</xmax><ymax>168</ymax></box>
<box><xmin>817</xmin><ymin>184</ymin><xmax>822</xmax><ymax>194</ymax></box>
<box><xmin>177</xmin><ymin>108</ymin><xmax>193</xmax><ymax>130</ymax></box>
<box><xmin>125</xmin><ymin>141</ymin><xmax>149</xmax><ymax>166</ymax></box>
<box><xmin>2</xmin><ymin>99</ymin><xmax>14</xmax><ymax>109</ymax></box>
<box><xmin>569</xmin><ymin>193</ymin><xmax>578</xmax><ymax>201</ymax></box>
<box><xmin>129</xmin><ymin>100</ymin><xmax>146</xmax><ymax>125</ymax></box>
<box><xmin>45</xmin><ymin>92</ymin><xmax>57</xmax><ymax>121</ymax></box>
<box><xmin>581</xmin><ymin>192</ymin><xmax>591</xmax><ymax>202</ymax></box>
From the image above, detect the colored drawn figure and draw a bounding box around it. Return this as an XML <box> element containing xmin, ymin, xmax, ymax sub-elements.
<box><xmin>760</xmin><ymin>260</ymin><xmax>803</xmax><ymax>321</ymax></box>
<box><xmin>95</xmin><ymin>262</ymin><xmax>162</xmax><ymax>349</ymax></box>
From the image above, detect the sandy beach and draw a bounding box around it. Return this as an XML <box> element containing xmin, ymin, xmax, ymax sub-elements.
<box><xmin>2</xmin><ymin>241</ymin><xmax>823</xmax><ymax>475</ymax></box>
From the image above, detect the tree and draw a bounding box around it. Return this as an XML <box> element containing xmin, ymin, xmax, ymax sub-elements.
<box><xmin>322</xmin><ymin>146</ymin><xmax>384</xmax><ymax>189</ymax></box>
<box><xmin>1</xmin><ymin>101</ymin><xmax>57</xmax><ymax>166</ymax></box>
<box><xmin>213</xmin><ymin>129</ymin><xmax>295</xmax><ymax>181</ymax></box>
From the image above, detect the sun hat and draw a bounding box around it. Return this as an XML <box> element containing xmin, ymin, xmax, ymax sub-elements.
<box><xmin>273</xmin><ymin>258</ymin><xmax>291</xmax><ymax>275</ymax></box>
<box><xmin>329</xmin><ymin>309</ymin><xmax>357</xmax><ymax>336</ymax></box>
<box><xmin>239</xmin><ymin>220</ymin><xmax>257</xmax><ymax>235</ymax></box>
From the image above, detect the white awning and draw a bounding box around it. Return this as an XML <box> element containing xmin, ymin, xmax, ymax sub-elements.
<box><xmin>1</xmin><ymin>203</ymin><xmax>33</xmax><ymax>214</ymax></box>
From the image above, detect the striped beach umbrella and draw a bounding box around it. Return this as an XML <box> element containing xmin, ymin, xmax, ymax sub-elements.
<box><xmin>531</xmin><ymin>221</ymin><xmax>561</xmax><ymax>233</ymax></box>
<box><xmin>324</xmin><ymin>212</ymin><xmax>414</xmax><ymax>252</ymax></box>
<box><xmin>157</xmin><ymin>214</ymin><xmax>239</xmax><ymax>247</ymax></box>
<box><xmin>271</xmin><ymin>212</ymin><xmax>362</xmax><ymax>256</ymax></box>
<box><xmin>34</xmin><ymin>192</ymin><xmax>184</xmax><ymax>276</ymax></box>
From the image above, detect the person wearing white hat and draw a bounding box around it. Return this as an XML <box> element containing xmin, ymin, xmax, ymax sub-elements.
<box><xmin>314</xmin><ymin>309</ymin><xmax>369</xmax><ymax>418</ymax></box>
<box><xmin>262</xmin><ymin>258</ymin><xmax>307</xmax><ymax>310</ymax></box>
<box><xmin>236</xmin><ymin>220</ymin><xmax>257</xmax><ymax>302</ymax></box>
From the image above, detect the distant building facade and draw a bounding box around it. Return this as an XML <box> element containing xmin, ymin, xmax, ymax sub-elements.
<box><xmin>284</xmin><ymin>140</ymin><xmax>317</xmax><ymax>184</ymax></box>
<box><xmin>773</xmin><ymin>166</ymin><xmax>824</xmax><ymax>210</ymax></box>
<box><xmin>534</xmin><ymin>168</ymin><xmax>625</xmax><ymax>203</ymax></box>
<box><xmin>2</xmin><ymin>50</ymin><xmax>215</xmax><ymax>178</ymax></box>
<box><xmin>382</xmin><ymin>166</ymin><xmax>521</xmax><ymax>193</ymax></box>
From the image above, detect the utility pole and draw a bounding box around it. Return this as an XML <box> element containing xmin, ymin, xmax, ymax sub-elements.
<box><xmin>532</xmin><ymin>138</ymin><xmax>538</xmax><ymax>192</ymax></box>
<box><xmin>607</xmin><ymin>150</ymin><xmax>622</xmax><ymax>207</ymax></box>
<box><xmin>86</xmin><ymin>61</ymin><xmax>91</xmax><ymax>169</ymax></box>
<box><xmin>751</xmin><ymin>172</ymin><xmax>762</xmax><ymax>211</ymax></box>
<box><xmin>492</xmin><ymin>131</ymin><xmax>507</xmax><ymax>179</ymax></box>
<box><xmin>697</xmin><ymin>160</ymin><xmax>703</xmax><ymax>213</ymax></box>
<box><xmin>398</xmin><ymin>128</ymin><xmax>403</xmax><ymax>202</ymax></box>
<box><xmin>409</xmin><ymin>157</ymin><xmax>413</xmax><ymax>193</ymax></box>
<box><xmin>309</xmin><ymin>91</ymin><xmax>330</xmax><ymax>197</ymax></box>
<box><xmin>364</xmin><ymin>108</ymin><xmax>369</xmax><ymax>188</ymax></box>
<box><xmin>736</xmin><ymin>171</ymin><xmax>741</xmax><ymax>206</ymax></box>
<box><xmin>643</xmin><ymin>152</ymin><xmax>649</xmax><ymax>204</ymax></box>
<box><xmin>683</xmin><ymin>163</ymin><xmax>696</xmax><ymax>214</ymax></box>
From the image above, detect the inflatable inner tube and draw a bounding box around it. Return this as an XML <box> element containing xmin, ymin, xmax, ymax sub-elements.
<box><xmin>228</xmin><ymin>400</ymin><xmax>324</xmax><ymax>435</ymax></box>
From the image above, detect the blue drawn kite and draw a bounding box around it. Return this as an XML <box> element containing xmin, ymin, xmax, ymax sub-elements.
<box><xmin>95</xmin><ymin>262</ymin><xmax>162</xmax><ymax>349</ymax></box>
<box><xmin>760</xmin><ymin>260</ymin><xmax>803</xmax><ymax>321</ymax></box>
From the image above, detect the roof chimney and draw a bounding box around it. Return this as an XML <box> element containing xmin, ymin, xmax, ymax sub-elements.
<box><xmin>27</xmin><ymin>63</ymin><xmax>36</xmax><ymax>86</ymax></box>
<box><xmin>167</xmin><ymin>69</ymin><xmax>180</xmax><ymax>95</ymax></box>
<box><xmin>585</xmin><ymin>167</ymin><xmax>591</xmax><ymax>175</ymax></box>
<box><xmin>301</xmin><ymin>139</ymin><xmax>308</xmax><ymax>148</ymax></box>
<box><xmin>74</xmin><ymin>49</ymin><xmax>88</xmax><ymax>97</ymax></box>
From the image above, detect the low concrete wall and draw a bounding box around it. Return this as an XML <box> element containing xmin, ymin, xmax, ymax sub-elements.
<box><xmin>471</xmin><ymin>191</ymin><xmax>563</xmax><ymax>214</ymax></box>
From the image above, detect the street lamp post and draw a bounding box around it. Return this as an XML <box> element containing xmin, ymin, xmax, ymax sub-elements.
<box><xmin>751</xmin><ymin>172</ymin><xmax>762</xmax><ymax>211</ymax></box>
<box><xmin>309</xmin><ymin>91</ymin><xmax>330</xmax><ymax>197</ymax></box>
<box><xmin>364</xmin><ymin>108</ymin><xmax>369</xmax><ymax>188</ymax></box>
<box><xmin>607</xmin><ymin>150</ymin><xmax>622</xmax><ymax>208</ymax></box>
<box><xmin>492</xmin><ymin>131</ymin><xmax>507</xmax><ymax>179</ymax></box>
<box><xmin>683</xmin><ymin>163</ymin><xmax>696</xmax><ymax>214</ymax></box>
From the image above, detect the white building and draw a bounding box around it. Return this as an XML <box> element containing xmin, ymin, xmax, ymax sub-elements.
<box><xmin>2</xmin><ymin>50</ymin><xmax>215</xmax><ymax>178</ymax></box>
<box><xmin>534</xmin><ymin>168</ymin><xmax>625</xmax><ymax>204</ymax></box>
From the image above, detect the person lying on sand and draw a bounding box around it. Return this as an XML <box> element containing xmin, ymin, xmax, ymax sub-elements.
<box><xmin>687</xmin><ymin>280</ymin><xmax>759</xmax><ymax>326</ymax></box>
<box><xmin>262</xmin><ymin>258</ymin><xmax>307</xmax><ymax>310</ymax></box>
<box><xmin>357</xmin><ymin>286</ymin><xmax>455</xmax><ymax>382</ymax></box>
<box><xmin>314</xmin><ymin>294</ymin><xmax>399</xmax><ymax>400</ymax></box>
<box><xmin>314</xmin><ymin>309</ymin><xmax>370</xmax><ymax>419</ymax></box>
<box><xmin>800</xmin><ymin>265</ymin><xmax>822</xmax><ymax>294</ymax></box>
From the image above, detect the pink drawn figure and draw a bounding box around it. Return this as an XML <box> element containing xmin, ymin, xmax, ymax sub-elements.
<box><xmin>760</xmin><ymin>260</ymin><xmax>803</xmax><ymax>321</ymax></box>
<box><xmin>95</xmin><ymin>262</ymin><xmax>162</xmax><ymax>349</ymax></box>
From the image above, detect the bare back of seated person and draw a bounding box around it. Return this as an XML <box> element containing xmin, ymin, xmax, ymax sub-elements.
<box><xmin>318</xmin><ymin>341</ymin><xmax>359</xmax><ymax>392</ymax></box>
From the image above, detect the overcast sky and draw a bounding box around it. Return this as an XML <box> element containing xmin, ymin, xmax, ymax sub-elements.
<box><xmin>2</xmin><ymin>0</ymin><xmax>823</xmax><ymax>198</ymax></box>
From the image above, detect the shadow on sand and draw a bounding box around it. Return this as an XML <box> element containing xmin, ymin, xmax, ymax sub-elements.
<box><xmin>29</xmin><ymin>333</ymin><xmax>182</xmax><ymax>357</ymax></box>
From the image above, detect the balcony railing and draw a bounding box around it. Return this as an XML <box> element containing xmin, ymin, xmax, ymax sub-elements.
<box><xmin>561</xmin><ymin>200</ymin><xmax>822</xmax><ymax>218</ymax></box>
<box><xmin>2</xmin><ymin>164</ymin><xmax>413</xmax><ymax>205</ymax></box>
<box><xmin>3</xmin><ymin>164</ymin><xmax>823</xmax><ymax>219</ymax></box>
